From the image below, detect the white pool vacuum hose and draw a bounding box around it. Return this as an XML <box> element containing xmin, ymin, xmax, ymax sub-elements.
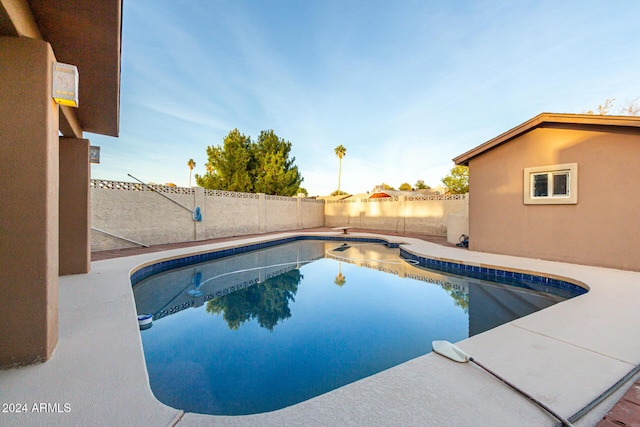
<box><xmin>432</xmin><ymin>340</ymin><xmax>574</xmax><ymax>427</ymax></box>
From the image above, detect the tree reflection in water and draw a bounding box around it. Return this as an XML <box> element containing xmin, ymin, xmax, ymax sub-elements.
<box><xmin>334</xmin><ymin>261</ymin><xmax>346</xmax><ymax>287</ymax></box>
<box><xmin>205</xmin><ymin>269</ymin><xmax>302</xmax><ymax>331</ymax></box>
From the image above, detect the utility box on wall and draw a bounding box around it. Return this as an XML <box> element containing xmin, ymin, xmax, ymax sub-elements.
<box><xmin>52</xmin><ymin>62</ymin><xmax>79</xmax><ymax>107</ymax></box>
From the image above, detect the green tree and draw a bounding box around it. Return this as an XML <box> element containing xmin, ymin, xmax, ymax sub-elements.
<box><xmin>195</xmin><ymin>129</ymin><xmax>253</xmax><ymax>192</ymax></box>
<box><xmin>415</xmin><ymin>180</ymin><xmax>431</xmax><ymax>189</ymax></box>
<box><xmin>334</xmin><ymin>145</ymin><xmax>347</xmax><ymax>194</ymax></box>
<box><xmin>441</xmin><ymin>165</ymin><xmax>469</xmax><ymax>194</ymax></box>
<box><xmin>253</xmin><ymin>130</ymin><xmax>303</xmax><ymax>196</ymax></box>
<box><xmin>399</xmin><ymin>182</ymin><xmax>412</xmax><ymax>191</ymax></box>
<box><xmin>187</xmin><ymin>158</ymin><xmax>195</xmax><ymax>187</ymax></box>
<box><xmin>195</xmin><ymin>129</ymin><xmax>303</xmax><ymax>196</ymax></box>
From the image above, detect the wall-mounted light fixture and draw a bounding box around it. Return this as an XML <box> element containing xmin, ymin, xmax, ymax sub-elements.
<box><xmin>52</xmin><ymin>62</ymin><xmax>79</xmax><ymax>107</ymax></box>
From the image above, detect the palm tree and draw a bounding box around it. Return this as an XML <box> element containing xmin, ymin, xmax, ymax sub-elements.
<box><xmin>187</xmin><ymin>158</ymin><xmax>196</xmax><ymax>187</ymax></box>
<box><xmin>334</xmin><ymin>145</ymin><xmax>346</xmax><ymax>194</ymax></box>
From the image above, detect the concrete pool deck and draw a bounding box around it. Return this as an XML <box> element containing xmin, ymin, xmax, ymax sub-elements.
<box><xmin>1</xmin><ymin>230</ymin><xmax>639</xmax><ymax>426</ymax></box>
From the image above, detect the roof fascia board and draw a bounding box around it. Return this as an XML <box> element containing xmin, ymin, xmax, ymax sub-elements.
<box><xmin>453</xmin><ymin>114</ymin><xmax>545</xmax><ymax>166</ymax></box>
<box><xmin>453</xmin><ymin>113</ymin><xmax>640</xmax><ymax>165</ymax></box>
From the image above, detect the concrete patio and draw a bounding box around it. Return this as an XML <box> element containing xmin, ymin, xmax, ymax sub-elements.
<box><xmin>1</xmin><ymin>230</ymin><xmax>639</xmax><ymax>426</ymax></box>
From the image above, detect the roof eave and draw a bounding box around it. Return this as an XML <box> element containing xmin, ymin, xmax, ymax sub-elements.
<box><xmin>453</xmin><ymin>113</ymin><xmax>640</xmax><ymax>166</ymax></box>
<box><xmin>27</xmin><ymin>0</ymin><xmax>123</xmax><ymax>137</ymax></box>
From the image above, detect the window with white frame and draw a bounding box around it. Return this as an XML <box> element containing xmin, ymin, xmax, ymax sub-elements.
<box><xmin>523</xmin><ymin>163</ymin><xmax>577</xmax><ymax>205</ymax></box>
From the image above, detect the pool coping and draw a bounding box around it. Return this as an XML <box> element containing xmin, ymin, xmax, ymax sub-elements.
<box><xmin>131</xmin><ymin>234</ymin><xmax>587</xmax><ymax>304</ymax></box>
<box><xmin>1</xmin><ymin>230</ymin><xmax>639</xmax><ymax>426</ymax></box>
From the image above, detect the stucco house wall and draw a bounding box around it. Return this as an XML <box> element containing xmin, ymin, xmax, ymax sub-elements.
<box><xmin>456</xmin><ymin>114</ymin><xmax>640</xmax><ymax>271</ymax></box>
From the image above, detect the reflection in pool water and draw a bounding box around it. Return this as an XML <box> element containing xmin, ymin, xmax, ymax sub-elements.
<box><xmin>206</xmin><ymin>269</ymin><xmax>302</xmax><ymax>331</ymax></box>
<box><xmin>133</xmin><ymin>240</ymin><xmax>567</xmax><ymax>415</ymax></box>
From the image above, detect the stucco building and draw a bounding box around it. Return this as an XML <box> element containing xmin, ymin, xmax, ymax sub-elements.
<box><xmin>0</xmin><ymin>1</ymin><xmax>122</xmax><ymax>367</ymax></box>
<box><xmin>454</xmin><ymin>113</ymin><xmax>640</xmax><ymax>271</ymax></box>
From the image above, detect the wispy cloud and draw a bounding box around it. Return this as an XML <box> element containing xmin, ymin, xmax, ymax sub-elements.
<box><xmin>93</xmin><ymin>0</ymin><xmax>640</xmax><ymax>193</ymax></box>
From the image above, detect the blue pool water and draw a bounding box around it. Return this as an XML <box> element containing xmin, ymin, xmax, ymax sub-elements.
<box><xmin>132</xmin><ymin>239</ymin><xmax>578</xmax><ymax>415</ymax></box>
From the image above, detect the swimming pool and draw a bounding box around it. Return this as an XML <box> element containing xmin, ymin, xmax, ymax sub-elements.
<box><xmin>132</xmin><ymin>238</ymin><xmax>584</xmax><ymax>415</ymax></box>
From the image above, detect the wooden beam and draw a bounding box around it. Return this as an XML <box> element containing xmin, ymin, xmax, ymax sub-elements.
<box><xmin>60</xmin><ymin>105</ymin><xmax>83</xmax><ymax>138</ymax></box>
<box><xmin>0</xmin><ymin>0</ymin><xmax>42</xmax><ymax>39</ymax></box>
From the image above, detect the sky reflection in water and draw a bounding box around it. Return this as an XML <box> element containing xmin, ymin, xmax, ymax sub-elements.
<box><xmin>135</xmin><ymin>241</ymin><xmax>561</xmax><ymax>415</ymax></box>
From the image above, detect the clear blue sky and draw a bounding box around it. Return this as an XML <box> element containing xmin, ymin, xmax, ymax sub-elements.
<box><xmin>88</xmin><ymin>0</ymin><xmax>640</xmax><ymax>196</ymax></box>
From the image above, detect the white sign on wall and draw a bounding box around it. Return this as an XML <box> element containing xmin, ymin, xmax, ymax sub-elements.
<box><xmin>52</xmin><ymin>62</ymin><xmax>79</xmax><ymax>107</ymax></box>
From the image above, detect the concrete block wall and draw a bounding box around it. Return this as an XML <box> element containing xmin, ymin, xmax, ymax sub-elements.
<box><xmin>264</xmin><ymin>195</ymin><xmax>299</xmax><ymax>232</ymax></box>
<box><xmin>325</xmin><ymin>194</ymin><xmax>468</xmax><ymax>236</ymax></box>
<box><xmin>91</xmin><ymin>180</ymin><xmax>326</xmax><ymax>251</ymax></box>
<box><xmin>92</xmin><ymin>181</ymin><xmax>197</xmax><ymax>249</ymax></box>
<box><xmin>204</xmin><ymin>190</ymin><xmax>261</xmax><ymax>238</ymax></box>
<box><xmin>90</xmin><ymin>180</ymin><xmax>468</xmax><ymax>251</ymax></box>
<box><xmin>300</xmin><ymin>197</ymin><xmax>326</xmax><ymax>228</ymax></box>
